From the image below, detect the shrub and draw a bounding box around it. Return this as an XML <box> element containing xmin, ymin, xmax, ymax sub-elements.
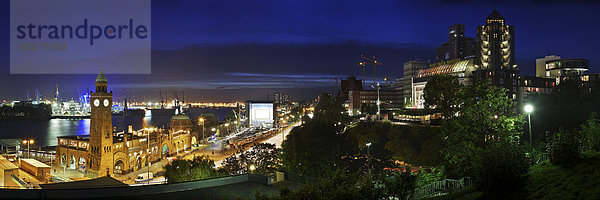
<box><xmin>547</xmin><ymin>129</ymin><xmax>581</xmax><ymax>166</ymax></box>
<box><xmin>477</xmin><ymin>141</ymin><xmax>529</xmax><ymax>196</ymax></box>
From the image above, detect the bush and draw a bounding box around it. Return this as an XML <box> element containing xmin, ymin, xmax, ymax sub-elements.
<box><xmin>477</xmin><ymin>141</ymin><xmax>529</xmax><ymax>197</ymax></box>
<box><xmin>580</xmin><ymin>113</ymin><xmax>600</xmax><ymax>151</ymax></box>
<box><xmin>547</xmin><ymin>129</ymin><xmax>581</xmax><ymax>166</ymax></box>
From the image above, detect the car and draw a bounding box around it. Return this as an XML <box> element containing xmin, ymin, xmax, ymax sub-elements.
<box><xmin>134</xmin><ymin>172</ymin><xmax>153</xmax><ymax>183</ymax></box>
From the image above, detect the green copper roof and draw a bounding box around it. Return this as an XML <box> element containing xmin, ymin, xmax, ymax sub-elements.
<box><xmin>96</xmin><ymin>69</ymin><xmax>107</xmax><ymax>83</ymax></box>
<box><xmin>171</xmin><ymin>114</ymin><xmax>191</xmax><ymax>121</ymax></box>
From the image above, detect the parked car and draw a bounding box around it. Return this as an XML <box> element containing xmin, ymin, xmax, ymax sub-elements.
<box><xmin>134</xmin><ymin>172</ymin><xmax>153</xmax><ymax>183</ymax></box>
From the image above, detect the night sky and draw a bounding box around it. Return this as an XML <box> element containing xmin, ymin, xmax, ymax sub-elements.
<box><xmin>1</xmin><ymin>0</ymin><xmax>599</xmax><ymax>102</ymax></box>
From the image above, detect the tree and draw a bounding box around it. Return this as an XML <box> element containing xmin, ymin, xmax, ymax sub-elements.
<box><xmin>381</xmin><ymin>171</ymin><xmax>417</xmax><ymax>200</ymax></box>
<box><xmin>313</xmin><ymin>93</ymin><xmax>350</xmax><ymax>125</ymax></box>
<box><xmin>281</xmin><ymin>120</ymin><xmax>355</xmax><ymax>177</ymax></box>
<box><xmin>477</xmin><ymin>141</ymin><xmax>529</xmax><ymax>197</ymax></box>
<box><xmin>164</xmin><ymin>155</ymin><xmax>221</xmax><ymax>183</ymax></box>
<box><xmin>547</xmin><ymin>129</ymin><xmax>581</xmax><ymax>166</ymax></box>
<box><xmin>360</xmin><ymin>103</ymin><xmax>377</xmax><ymax>115</ymax></box>
<box><xmin>580</xmin><ymin>113</ymin><xmax>600</xmax><ymax>151</ymax></box>
<box><xmin>441</xmin><ymin>80</ymin><xmax>524</xmax><ymax>178</ymax></box>
<box><xmin>423</xmin><ymin>74</ymin><xmax>463</xmax><ymax>118</ymax></box>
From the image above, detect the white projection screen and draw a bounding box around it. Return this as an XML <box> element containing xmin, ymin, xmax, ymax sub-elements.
<box><xmin>248</xmin><ymin>102</ymin><xmax>274</xmax><ymax>128</ymax></box>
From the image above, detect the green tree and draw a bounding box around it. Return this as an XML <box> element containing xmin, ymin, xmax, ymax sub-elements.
<box><xmin>477</xmin><ymin>141</ymin><xmax>529</xmax><ymax>197</ymax></box>
<box><xmin>360</xmin><ymin>103</ymin><xmax>377</xmax><ymax>115</ymax></box>
<box><xmin>423</xmin><ymin>74</ymin><xmax>463</xmax><ymax>118</ymax></box>
<box><xmin>547</xmin><ymin>129</ymin><xmax>581</xmax><ymax>165</ymax></box>
<box><xmin>580</xmin><ymin>113</ymin><xmax>600</xmax><ymax>151</ymax></box>
<box><xmin>281</xmin><ymin>120</ymin><xmax>355</xmax><ymax>177</ymax></box>
<box><xmin>313</xmin><ymin>93</ymin><xmax>350</xmax><ymax>125</ymax></box>
<box><xmin>164</xmin><ymin>155</ymin><xmax>221</xmax><ymax>183</ymax></box>
<box><xmin>441</xmin><ymin>80</ymin><xmax>523</xmax><ymax>178</ymax></box>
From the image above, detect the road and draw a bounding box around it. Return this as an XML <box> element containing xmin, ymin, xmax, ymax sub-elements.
<box><xmin>126</xmin><ymin>121</ymin><xmax>301</xmax><ymax>184</ymax></box>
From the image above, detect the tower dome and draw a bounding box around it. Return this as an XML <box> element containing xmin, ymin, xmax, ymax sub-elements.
<box><xmin>96</xmin><ymin>69</ymin><xmax>107</xmax><ymax>83</ymax></box>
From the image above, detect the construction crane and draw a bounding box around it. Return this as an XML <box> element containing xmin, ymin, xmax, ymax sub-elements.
<box><xmin>358</xmin><ymin>55</ymin><xmax>382</xmax><ymax>89</ymax></box>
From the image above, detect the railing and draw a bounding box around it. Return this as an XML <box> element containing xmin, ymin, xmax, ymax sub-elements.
<box><xmin>412</xmin><ymin>177</ymin><xmax>472</xmax><ymax>200</ymax></box>
<box><xmin>536</xmin><ymin>153</ymin><xmax>549</xmax><ymax>164</ymax></box>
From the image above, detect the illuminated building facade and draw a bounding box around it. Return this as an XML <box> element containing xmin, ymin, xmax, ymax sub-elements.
<box><xmin>348</xmin><ymin>89</ymin><xmax>402</xmax><ymax>115</ymax></box>
<box><xmin>542</xmin><ymin>58</ymin><xmax>589</xmax><ymax>83</ymax></box>
<box><xmin>436</xmin><ymin>24</ymin><xmax>476</xmax><ymax>62</ymax></box>
<box><xmin>410</xmin><ymin>58</ymin><xmax>476</xmax><ymax>108</ymax></box>
<box><xmin>55</xmin><ymin>71</ymin><xmax>192</xmax><ymax>177</ymax></box>
<box><xmin>517</xmin><ymin>76</ymin><xmax>556</xmax><ymax>101</ymax></box>
<box><xmin>474</xmin><ymin>9</ymin><xmax>518</xmax><ymax>98</ymax></box>
<box><xmin>402</xmin><ymin>61</ymin><xmax>430</xmax><ymax>107</ymax></box>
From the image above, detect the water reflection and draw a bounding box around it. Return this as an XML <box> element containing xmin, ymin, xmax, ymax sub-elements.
<box><xmin>0</xmin><ymin>107</ymin><xmax>234</xmax><ymax>147</ymax></box>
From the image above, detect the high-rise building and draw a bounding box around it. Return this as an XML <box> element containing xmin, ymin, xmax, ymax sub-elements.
<box><xmin>273</xmin><ymin>92</ymin><xmax>290</xmax><ymax>104</ymax></box>
<box><xmin>474</xmin><ymin>9</ymin><xmax>518</xmax><ymax>98</ymax></box>
<box><xmin>436</xmin><ymin>24</ymin><xmax>476</xmax><ymax>62</ymax></box>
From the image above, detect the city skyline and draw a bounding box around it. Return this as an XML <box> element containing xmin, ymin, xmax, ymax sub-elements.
<box><xmin>1</xmin><ymin>1</ymin><xmax>600</xmax><ymax>101</ymax></box>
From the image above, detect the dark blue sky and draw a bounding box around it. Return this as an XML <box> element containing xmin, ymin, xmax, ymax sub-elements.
<box><xmin>1</xmin><ymin>0</ymin><xmax>599</xmax><ymax>102</ymax></box>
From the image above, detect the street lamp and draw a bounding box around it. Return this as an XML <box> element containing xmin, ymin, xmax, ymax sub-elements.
<box><xmin>199</xmin><ymin>118</ymin><xmax>205</xmax><ymax>155</ymax></box>
<box><xmin>224</xmin><ymin>123</ymin><xmax>230</xmax><ymax>134</ymax></box>
<box><xmin>145</xmin><ymin>128</ymin><xmax>152</xmax><ymax>185</ymax></box>
<box><xmin>366</xmin><ymin>142</ymin><xmax>371</xmax><ymax>179</ymax></box>
<box><xmin>524</xmin><ymin>104</ymin><xmax>534</xmax><ymax>148</ymax></box>
<box><xmin>249</xmin><ymin>164</ymin><xmax>256</xmax><ymax>173</ymax></box>
<box><xmin>23</xmin><ymin>139</ymin><xmax>34</xmax><ymax>159</ymax></box>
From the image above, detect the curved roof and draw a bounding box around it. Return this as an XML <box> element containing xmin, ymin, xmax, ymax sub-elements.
<box><xmin>418</xmin><ymin>59</ymin><xmax>471</xmax><ymax>78</ymax></box>
<box><xmin>171</xmin><ymin>114</ymin><xmax>191</xmax><ymax>121</ymax></box>
<box><xmin>96</xmin><ymin>69</ymin><xmax>107</xmax><ymax>83</ymax></box>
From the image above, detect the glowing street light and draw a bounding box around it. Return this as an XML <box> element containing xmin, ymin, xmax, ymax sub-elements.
<box><xmin>199</xmin><ymin>118</ymin><xmax>205</xmax><ymax>155</ymax></box>
<box><xmin>524</xmin><ymin>104</ymin><xmax>534</xmax><ymax>148</ymax></box>
<box><xmin>366</xmin><ymin>142</ymin><xmax>372</xmax><ymax>179</ymax></box>
<box><xmin>23</xmin><ymin>139</ymin><xmax>34</xmax><ymax>159</ymax></box>
<box><xmin>249</xmin><ymin>164</ymin><xmax>256</xmax><ymax>173</ymax></box>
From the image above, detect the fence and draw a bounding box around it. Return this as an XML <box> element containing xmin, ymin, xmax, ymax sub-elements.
<box><xmin>536</xmin><ymin>153</ymin><xmax>549</xmax><ymax>164</ymax></box>
<box><xmin>412</xmin><ymin>177</ymin><xmax>472</xmax><ymax>200</ymax></box>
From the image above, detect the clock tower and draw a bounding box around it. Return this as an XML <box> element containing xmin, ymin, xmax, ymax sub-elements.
<box><xmin>89</xmin><ymin>69</ymin><xmax>114</xmax><ymax>177</ymax></box>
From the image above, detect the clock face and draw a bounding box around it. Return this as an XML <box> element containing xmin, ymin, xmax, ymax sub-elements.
<box><xmin>103</xmin><ymin>99</ymin><xmax>110</xmax><ymax>107</ymax></box>
<box><xmin>93</xmin><ymin>99</ymin><xmax>100</xmax><ymax>107</ymax></box>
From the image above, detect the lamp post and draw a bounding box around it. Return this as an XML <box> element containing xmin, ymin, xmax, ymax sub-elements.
<box><xmin>376</xmin><ymin>83</ymin><xmax>381</xmax><ymax>119</ymax></box>
<box><xmin>199</xmin><ymin>118</ymin><xmax>205</xmax><ymax>155</ymax></box>
<box><xmin>22</xmin><ymin>139</ymin><xmax>34</xmax><ymax>159</ymax></box>
<box><xmin>524</xmin><ymin>105</ymin><xmax>534</xmax><ymax>148</ymax></box>
<box><xmin>366</xmin><ymin>142</ymin><xmax>371</xmax><ymax>179</ymax></box>
<box><xmin>211</xmin><ymin>128</ymin><xmax>216</xmax><ymax>155</ymax></box>
<box><xmin>145</xmin><ymin>128</ymin><xmax>151</xmax><ymax>185</ymax></box>
<box><xmin>224</xmin><ymin>123</ymin><xmax>230</xmax><ymax>135</ymax></box>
